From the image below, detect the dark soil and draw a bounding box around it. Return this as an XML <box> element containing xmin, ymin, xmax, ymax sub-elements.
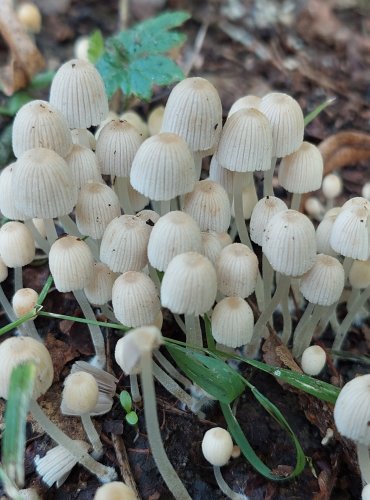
<box><xmin>0</xmin><ymin>0</ymin><xmax>369</xmax><ymax>499</ymax></box>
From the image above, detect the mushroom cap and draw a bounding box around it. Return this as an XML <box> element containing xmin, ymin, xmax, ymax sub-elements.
<box><xmin>84</xmin><ymin>262</ymin><xmax>118</xmax><ymax>305</ymax></box>
<box><xmin>13</xmin><ymin>148</ymin><xmax>78</xmax><ymax>219</ymax></box>
<box><xmin>334</xmin><ymin>374</ymin><xmax>370</xmax><ymax>445</ymax></box>
<box><xmin>112</xmin><ymin>272</ymin><xmax>161</xmax><ymax>328</ymax></box>
<box><xmin>330</xmin><ymin>205</ymin><xmax>370</xmax><ymax>260</ymax></box>
<box><xmin>301</xmin><ymin>345</ymin><xmax>326</xmax><ymax>376</ymax></box>
<box><xmin>17</xmin><ymin>2</ymin><xmax>42</xmax><ymax>34</ymax></box>
<box><xmin>65</xmin><ymin>144</ymin><xmax>103</xmax><ymax>189</ymax></box>
<box><xmin>12</xmin><ymin>287</ymin><xmax>39</xmax><ymax>318</ymax></box>
<box><xmin>76</xmin><ymin>181</ymin><xmax>121</xmax><ymax>240</ymax></box>
<box><xmin>130</xmin><ymin>133</ymin><xmax>196</xmax><ymax>200</ymax></box>
<box><xmin>148</xmin><ymin>105</ymin><xmax>165</xmax><ymax>136</ymax></box>
<box><xmin>304</xmin><ymin>197</ymin><xmax>325</xmax><ymax>221</ymax></box>
<box><xmin>119</xmin><ymin>111</ymin><xmax>149</xmax><ymax>139</ymax></box>
<box><xmin>50</xmin><ymin>59</ymin><xmax>109</xmax><ymax>128</ymax></box>
<box><xmin>228</xmin><ymin>95</ymin><xmax>261</xmax><ymax>117</ymax></box>
<box><xmin>147</xmin><ymin>211</ymin><xmax>203</xmax><ymax>271</ymax></box>
<box><xmin>0</xmin><ymin>336</ymin><xmax>53</xmax><ymax>399</ymax></box>
<box><xmin>161</xmin><ymin>77</ymin><xmax>222</xmax><ymax>154</ymax></box>
<box><xmin>211</xmin><ymin>296</ymin><xmax>254</xmax><ymax>347</ymax></box>
<box><xmin>62</xmin><ymin>371</ymin><xmax>99</xmax><ymax>414</ymax></box>
<box><xmin>217</xmin><ymin>108</ymin><xmax>273</xmax><ymax>172</ymax></box>
<box><xmin>201</xmin><ymin>231</ymin><xmax>223</xmax><ymax>265</ymax></box>
<box><xmin>49</xmin><ymin>235</ymin><xmax>95</xmax><ymax>292</ymax></box>
<box><xmin>183</xmin><ymin>179</ymin><xmax>231</xmax><ymax>232</ymax></box>
<box><xmin>100</xmin><ymin>215</ymin><xmax>150</xmax><ymax>273</ymax></box>
<box><xmin>201</xmin><ymin>427</ymin><xmax>234</xmax><ymax>466</ymax></box>
<box><xmin>161</xmin><ymin>252</ymin><xmax>217</xmax><ymax>315</ymax></box>
<box><xmin>278</xmin><ymin>142</ymin><xmax>323</xmax><ymax>194</ymax></box>
<box><xmin>349</xmin><ymin>259</ymin><xmax>370</xmax><ymax>290</ymax></box>
<box><xmin>12</xmin><ymin>100</ymin><xmax>72</xmax><ymax>158</ymax></box>
<box><xmin>0</xmin><ymin>221</ymin><xmax>35</xmax><ymax>268</ymax></box>
<box><xmin>299</xmin><ymin>254</ymin><xmax>344</xmax><ymax>306</ymax></box>
<box><xmin>94</xmin><ymin>482</ymin><xmax>137</xmax><ymax>500</ymax></box>
<box><xmin>259</xmin><ymin>92</ymin><xmax>304</xmax><ymax>157</ymax></box>
<box><xmin>250</xmin><ymin>195</ymin><xmax>288</xmax><ymax>246</ymax></box>
<box><xmin>209</xmin><ymin>154</ymin><xmax>235</xmax><ymax>194</ymax></box>
<box><xmin>135</xmin><ymin>209</ymin><xmax>160</xmax><ymax>228</ymax></box>
<box><xmin>71</xmin><ymin>128</ymin><xmax>96</xmax><ymax>150</ymax></box>
<box><xmin>216</xmin><ymin>243</ymin><xmax>259</xmax><ymax>298</ymax></box>
<box><xmin>315</xmin><ymin>209</ymin><xmax>340</xmax><ymax>256</ymax></box>
<box><xmin>262</xmin><ymin>209</ymin><xmax>316</xmax><ymax>276</ymax></box>
<box><xmin>322</xmin><ymin>173</ymin><xmax>343</xmax><ymax>200</ymax></box>
<box><xmin>0</xmin><ymin>163</ymin><xmax>27</xmax><ymax>220</ymax></box>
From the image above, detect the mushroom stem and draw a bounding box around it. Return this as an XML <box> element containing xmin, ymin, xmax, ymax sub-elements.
<box><xmin>262</xmin><ymin>254</ymin><xmax>274</xmax><ymax>307</ymax></box>
<box><xmin>43</xmin><ymin>218</ymin><xmax>58</xmax><ymax>246</ymax></box>
<box><xmin>129</xmin><ymin>374</ymin><xmax>141</xmax><ymax>403</ymax></box>
<box><xmin>160</xmin><ymin>200</ymin><xmax>171</xmax><ymax>216</ymax></box>
<box><xmin>29</xmin><ymin>400</ymin><xmax>116</xmax><ymax>482</ymax></box>
<box><xmin>24</xmin><ymin>219</ymin><xmax>49</xmax><ymax>254</ymax></box>
<box><xmin>152</xmin><ymin>362</ymin><xmax>193</xmax><ymax>409</ymax></box>
<box><xmin>173</xmin><ymin>314</ymin><xmax>187</xmax><ymax>336</ymax></box>
<box><xmin>58</xmin><ymin>214</ymin><xmax>99</xmax><ymax>260</ymax></box>
<box><xmin>154</xmin><ymin>351</ymin><xmax>192</xmax><ymax>389</ymax></box>
<box><xmin>213</xmin><ymin>466</ymin><xmax>247</xmax><ymax>500</ymax></box>
<box><xmin>99</xmin><ymin>304</ymin><xmax>118</xmax><ymax>323</ymax></box>
<box><xmin>114</xmin><ymin>176</ymin><xmax>134</xmax><ymax>215</ymax></box>
<box><xmin>342</xmin><ymin>256</ymin><xmax>353</xmax><ymax>279</ymax></box>
<box><xmin>292</xmin><ymin>304</ymin><xmax>326</xmax><ymax>358</ymax></box>
<box><xmin>280</xmin><ymin>289</ymin><xmax>292</xmax><ymax>345</ymax></box>
<box><xmin>140</xmin><ymin>352</ymin><xmax>191</xmax><ymax>500</ymax></box>
<box><xmin>263</xmin><ymin>156</ymin><xmax>277</xmax><ymax>197</ymax></box>
<box><xmin>73</xmin><ymin>289</ymin><xmax>106</xmax><ymax>369</ymax></box>
<box><xmin>81</xmin><ymin>413</ymin><xmax>103</xmax><ymax>458</ymax></box>
<box><xmin>193</xmin><ymin>151</ymin><xmax>203</xmax><ymax>180</ymax></box>
<box><xmin>14</xmin><ymin>266</ymin><xmax>23</xmax><ymax>292</ymax></box>
<box><xmin>184</xmin><ymin>314</ymin><xmax>203</xmax><ymax>347</ymax></box>
<box><xmin>290</xmin><ymin>192</ymin><xmax>301</xmax><ymax>211</ymax></box>
<box><xmin>357</xmin><ymin>443</ymin><xmax>370</xmax><ymax>484</ymax></box>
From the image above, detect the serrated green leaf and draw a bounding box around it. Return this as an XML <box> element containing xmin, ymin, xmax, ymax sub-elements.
<box><xmin>125</xmin><ymin>411</ymin><xmax>138</xmax><ymax>426</ymax></box>
<box><xmin>88</xmin><ymin>30</ymin><xmax>105</xmax><ymax>64</ymax></box>
<box><xmin>119</xmin><ymin>390</ymin><xmax>132</xmax><ymax>413</ymax></box>
<box><xmin>2</xmin><ymin>362</ymin><xmax>36</xmax><ymax>486</ymax></box>
<box><xmin>166</xmin><ymin>344</ymin><xmax>245</xmax><ymax>403</ymax></box>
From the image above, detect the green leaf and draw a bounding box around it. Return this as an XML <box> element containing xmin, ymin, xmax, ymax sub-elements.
<box><xmin>28</xmin><ymin>70</ymin><xmax>55</xmax><ymax>90</ymax></box>
<box><xmin>304</xmin><ymin>97</ymin><xmax>336</xmax><ymax>126</ymax></box>
<box><xmin>2</xmin><ymin>362</ymin><xmax>36</xmax><ymax>486</ymax></box>
<box><xmin>166</xmin><ymin>344</ymin><xmax>245</xmax><ymax>403</ymax></box>
<box><xmin>119</xmin><ymin>390</ymin><xmax>133</xmax><ymax>413</ymax></box>
<box><xmin>221</xmin><ymin>400</ymin><xmax>306</xmax><ymax>481</ymax></box>
<box><xmin>0</xmin><ymin>123</ymin><xmax>14</xmax><ymax>169</ymax></box>
<box><xmin>88</xmin><ymin>30</ymin><xmax>105</xmax><ymax>64</ymax></box>
<box><xmin>0</xmin><ymin>92</ymin><xmax>33</xmax><ymax>117</ymax></box>
<box><xmin>125</xmin><ymin>411</ymin><xmax>139</xmax><ymax>426</ymax></box>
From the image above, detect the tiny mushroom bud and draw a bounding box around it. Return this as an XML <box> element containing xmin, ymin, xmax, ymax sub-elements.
<box><xmin>17</xmin><ymin>2</ymin><xmax>42</xmax><ymax>33</ymax></box>
<box><xmin>12</xmin><ymin>288</ymin><xmax>39</xmax><ymax>318</ymax></box>
<box><xmin>301</xmin><ymin>345</ymin><xmax>326</xmax><ymax>376</ymax></box>
<box><xmin>202</xmin><ymin>427</ymin><xmax>233</xmax><ymax>466</ymax></box>
<box><xmin>322</xmin><ymin>173</ymin><xmax>343</xmax><ymax>201</ymax></box>
<box><xmin>0</xmin><ymin>221</ymin><xmax>35</xmax><ymax>268</ymax></box>
<box><xmin>94</xmin><ymin>481</ymin><xmax>137</xmax><ymax>500</ymax></box>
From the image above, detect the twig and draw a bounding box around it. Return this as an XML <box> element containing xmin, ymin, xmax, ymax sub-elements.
<box><xmin>110</xmin><ymin>433</ymin><xmax>142</xmax><ymax>499</ymax></box>
<box><xmin>184</xmin><ymin>22</ymin><xmax>209</xmax><ymax>76</ymax></box>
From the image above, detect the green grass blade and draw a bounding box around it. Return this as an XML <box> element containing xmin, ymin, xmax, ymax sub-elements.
<box><xmin>0</xmin><ymin>306</ymin><xmax>42</xmax><ymax>337</ymax></box>
<box><xmin>304</xmin><ymin>97</ymin><xmax>336</xmax><ymax>126</ymax></box>
<box><xmin>36</xmin><ymin>275</ymin><xmax>54</xmax><ymax>305</ymax></box>
<box><xmin>2</xmin><ymin>362</ymin><xmax>36</xmax><ymax>486</ymax></box>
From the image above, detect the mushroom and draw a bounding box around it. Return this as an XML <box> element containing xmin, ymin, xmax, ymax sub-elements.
<box><xmin>300</xmin><ymin>346</ymin><xmax>326</xmax><ymax>376</ymax></box>
<box><xmin>228</xmin><ymin>95</ymin><xmax>261</xmax><ymax>117</ymax></box>
<box><xmin>65</xmin><ymin>144</ymin><xmax>103</xmax><ymax>189</ymax></box>
<box><xmin>93</xmin><ymin>481</ymin><xmax>137</xmax><ymax>500</ymax></box>
<box><xmin>322</xmin><ymin>174</ymin><xmax>343</xmax><ymax>210</ymax></box>
<box><xmin>211</xmin><ymin>296</ymin><xmax>254</xmax><ymax>348</ymax></box>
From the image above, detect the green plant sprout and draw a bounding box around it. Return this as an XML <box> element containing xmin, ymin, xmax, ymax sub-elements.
<box><xmin>119</xmin><ymin>390</ymin><xmax>139</xmax><ymax>426</ymax></box>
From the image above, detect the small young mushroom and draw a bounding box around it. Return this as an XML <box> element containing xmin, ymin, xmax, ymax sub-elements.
<box><xmin>300</xmin><ymin>345</ymin><xmax>327</xmax><ymax>376</ymax></box>
<box><xmin>93</xmin><ymin>481</ymin><xmax>137</xmax><ymax>500</ymax></box>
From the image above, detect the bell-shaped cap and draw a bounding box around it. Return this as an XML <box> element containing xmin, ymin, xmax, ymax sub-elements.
<box><xmin>12</xmin><ymin>100</ymin><xmax>72</xmax><ymax>158</ymax></box>
<box><xmin>50</xmin><ymin>59</ymin><xmax>109</xmax><ymax>128</ymax></box>
<box><xmin>65</xmin><ymin>144</ymin><xmax>103</xmax><ymax>189</ymax></box>
<box><xmin>250</xmin><ymin>195</ymin><xmax>288</xmax><ymax>246</ymax></box>
<box><xmin>148</xmin><ymin>105</ymin><xmax>165</xmax><ymax>136</ymax></box>
<box><xmin>228</xmin><ymin>95</ymin><xmax>261</xmax><ymax>117</ymax></box>
<box><xmin>263</xmin><ymin>209</ymin><xmax>316</xmax><ymax>276</ymax></box>
<box><xmin>161</xmin><ymin>252</ymin><xmax>217</xmax><ymax>315</ymax></box>
<box><xmin>330</xmin><ymin>205</ymin><xmax>370</xmax><ymax>260</ymax></box>
<box><xmin>201</xmin><ymin>231</ymin><xmax>223</xmax><ymax>265</ymax></box>
<box><xmin>161</xmin><ymin>77</ymin><xmax>222</xmax><ymax>154</ymax></box>
<box><xmin>211</xmin><ymin>296</ymin><xmax>254</xmax><ymax>347</ymax></box>
<box><xmin>62</xmin><ymin>372</ymin><xmax>99</xmax><ymax>415</ymax></box>
<box><xmin>0</xmin><ymin>221</ymin><xmax>35</xmax><ymax>268</ymax></box>
<box><xmin>349</xmin><ymin>259</ymin><xmax>370</xmax><ymax>290</ymax></box>
<box><xmin>130</xmin><ymin>133</ymin><xmax>196</xmax><ymax>200</ymax></box>
<box><xmin>315</xmin><ymin>207</ymin><xmax>341</xmax><ymax>256</ymax></box>
<box><xmin>94</xmin><ymin>482</ymin><xmax>137</xmax><ymax>500</ymax></box>
<box><xmin>84</xmin><ymin>262</ymin><xmax>118</xmax><ymax>305</ymax></box>
<box><xmin>0</xmin><ymin>164</ymin><xmax>26</xmax><ymax>221</ymax></box>
<box><xmin>299</xmin><ymin>254</ymin><xmax>344</xmax><ymax>306</ymax></box>
<box><xmin>120</xmin><ymin>110</ymin><xmax>149</xmax><ymax>139</ymax></box>
<box><xmin>322</xmin><ymin>173</ymin><xmax>343</xmax><ymax>200</ymax></box>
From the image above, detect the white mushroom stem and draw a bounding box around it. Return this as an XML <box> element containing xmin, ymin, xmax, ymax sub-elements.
<box><xmin>263</xmin><ymin>156</ymin><xmax>277</xmax><ymax>197</ymax></box>
<box><xmin>213</xmin><ymin>466</ymin><xmax>248</xmax><ymax>500</ymax></box>
<box><xmin>73</xmin><ymin>289</ymin><xmax>106</xmax><ymax>368</ymax></box>
<box><xmin>114</xmin><ymin>176</ymin><xmax>134</xmax><ymax>215</ymax></box>
<box><xmin>262</xmin><ymin>254</ymin><xmax>274</xmax><ymax>307</ymax></box>
<box><xmin>292</xmin><ymin>303</ymin><xmax>323</xmax><ymax>358</ymax></box>
<box><xmin>80</xmin><ymin>413</ymin><xmax>103</xmax><ymax>458</ymax></box>
<box><xmin>280</xmin><ymin>290</ymin><xmax>292</xmax><ymax>345</ymax></box>
<box><xmin>160</xmin><ymin>200</ymin><xmax>171</xmax><ymax>217</ymax></box>
<box><xmin>29</xmin><ymin>399</ymin><xmax>116</xmax><ymax>482</ymax></box>
<box><xmin>100</xmin><ymin>304</ymin><xmax>118</xmax><ymax>323</ymax></box>
<box><xmin>129</xmin><ymin>374</ymin><xmax>141</xmax><ymax>403</ymax></box>
<box><xmin>290</xmin><ymin>192</ymin><xmax>301</xmax><ymax>211</ymax></box>
<box><xmin>24</xmin><ymin>219</ymin><xmax>50</xmax><ymax>254</ymax></box>
<box><xmin>333</xmin><ymin>285</ymin><xmax>370</xmax><ymax>350</ymax></box>
<box><xmin>173</xmin><ymin>314</ymin><xmax>187</xmax><ymax>336</ymax></box>
<box><xmin>43</xmin><ymin>218</ymin><xmax>58</xmax><ymax>246</ymax></box>
<box><xmin>58</xmin><ymin>214</ymin><xmax>99</xmax><ymax>259</ymax></box>
<box><xmin>342</xmin><ymin>257</ymin><xmax>353</xmax><ymax>279</ymax></box>
<box><xmin>154</xmin><ymin>351</ymin><xmax>192</xmax><ymax>389</ymax></box>
<box><xmin>152</xmin><ymin>362</ymin><xmax>193</xmax><ymax>409</ymax></box>
<box><xmin>357</xmin><ymin>443</ymin><xmax>370</xmax><ymax>484</ymax></box>
<box><xmin>140</xmin><ymin>352</ymin><xmax>191</xmax><ymax>500</ymax></box>
<box><xmin>193</xmin><ymin>151</ymin><xmax>203</xmax><ymax>180</ymax></box>
<box><xmin>14</xmin><ymin>267</ymin><xmax>23</xmax><ymax>292</ymax></box>
<box><xmin>184</xmin><ymin>314</ymin><xmax>203</xmax><ymax>347</ymax></box>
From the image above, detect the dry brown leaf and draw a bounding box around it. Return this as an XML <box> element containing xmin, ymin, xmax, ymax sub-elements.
<box><xmin>262</xmin><ymin>330</ymin><xmax>302</xmax><ymax>373</ymax></box>
<box><xmin>0</xmin><ymin>0</ymin><xmax>45</xmax><ymax>95</ymax></box>
<box><xmin>44</xmin><ymin>332</ymin><xmax>79</xmax><ymax>382</ymax></box>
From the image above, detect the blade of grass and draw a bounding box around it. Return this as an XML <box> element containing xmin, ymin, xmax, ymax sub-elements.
<box><xmin>304</xmin><ymin>97</ymin><xmax>336</xmax><ymax>127</ymax></box>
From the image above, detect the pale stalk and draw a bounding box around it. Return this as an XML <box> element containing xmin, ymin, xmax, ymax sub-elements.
<box><xmin>114</xmin><ymin>176</ymin><xmax>134</xmax><ymax>215</ymax></box>
<box><xmin>154</xmin><ymin>351</ymin><xmax>192</xmax><ymax>388</ymax></box>
<box><xmin>357</xmin><ymin>443</ymin><xmax>370</xmax><ymax>484</ymax></box>
<box><xmin>280</xmin><ymin>290</ymin><xmax>292</xmax><ymax>345</ymax></box>
<box><xmin>159</xmin><ymin>200</ymin><xmax>171</xmax><ymax>216</ymax></box>
<box><xmin>184</xmin><ymin>314</ymin><xmax>203</xmax><ymax>347</ymax></box>
<box><xmin>213</xmin><ymin>466</ymin><xmax>247</xmax><ymax>500</ymax></box>
<box><xmin>263</xmin><ymin>156</ymin><xmax>276</xmax><ymax>197</ymax></box>
<box><xmin>152</xmin><ymin>362</ymin><xmax>193</xmax><ymax>408</ymax></box>
<box><xmin>292</xmin><ymin>305</ymin><xmax>326</xmax><ymax>358</ymax></box>
<box><xmin>129</xmin><ymin>374</ymin><xmax>141</xmax><ymax>403</ymax></box>
<box><xmin>80</xmin><ymin>413</ymin><xmax>103</xmax><ymax>458</ymax></box>
<box><xmin>193</xmin><ymin>151</ymin><xmax>203</xmax><ymax>180</ymax></box>
<box><xmin>14</xmin><ymin>267</ymin><xmax>23</xmax><ymax>292</ymax></box>
<box><xmin>290</xmin><ymin>192</ymin><xmax>301</xmax><ymax>211</ymax></box>
<box><xmin>43</xmin><ymin>218</ymin><xmax>58</xmax><ymax>246</ymax></box>
<box><xmin>24</xmin><ymin>219</ymin><xmax>49</xmax><ymax>254</ymax></box>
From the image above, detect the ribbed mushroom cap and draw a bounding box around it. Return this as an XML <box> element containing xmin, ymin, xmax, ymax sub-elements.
<box><xmin>13</xmin><ymin>148</ymin><xmax>77</xmax><ymax>219</ymax></box>
<box><xmin>259</xmin><ymin>92</ymin><xmax>304</xmax><ymax>157</ymax></box>
<box><xmin>12</xmin><ymin>287</ymin><xmax>39</xmax><ymax>317</ymax></box>
<box><xmin>216</xmin><ymin>243</ymin><xmax>259</xmax><ymax>298</ymax></box>
<box><xmin>94</xmin><ymin>481</ymin><xmax>137</xmax><ymax>500</ymax></box>
<box><xmin>211</xmin><ymin>296</ymin><xmax>254</xmax><ymax>347</ymax></box>
<box><xmin>250</xmin><ymin>195</ymin><xmax>288</xmax><ymax>246</ymax></box>
<box><xmin>65</xmin><ymin>144</ymin><xmax>103</xmax><ymax>189</ymax></box>
<box><xmin>161</xmin><ymin>77</ymin><xmax>222</xmax><ymax>154</ymax></box>
<box><xmin>334</xmin><ymin>374</ymin><xmax>370</xmax><ymax>445</ymax></box>
<box><xmin>0</xmin><ymin>336</ymin><xmax>53</xmax><ymax>399</ymax></box>
<box><xmin>115</xmin><ymin>326</ymin><xmax>163</xmax><ymax>375</ymax></box>
<box><xmin>262</xmin><ymin>210</ymin><xmax>316</xmax><ymax>276</ymax></box>
<box><xmin>342</xmin><ymin>196</ymin><xmax>370</xmax><ymax>210</ymax></box>
<box><xmin>278</xmin><ymin>142</ymin><xmax>323</xmax><ymax>193</ymax></box>
<box><xmin>71</xmin><ymin>129</ymin><xmax>96</xmax><ymax>150</ymax></box>
<box><xmin>148</xmin><ymin>211</ymin><xmax>203</xmax><ymax>271</ymax></box>
<box><xmin>349</xmin><ymin>260</ymin><xmax>370</xmax><ymax>290</ymax></box>
<box><xmin>304</xmin><ymin>197</ymin><xmax>325</xmax><ymax>221</ymax></box>
<box><xmin>201</xmin><ymin>427</ymin><xmax>234</xmax><ymax>467</ymax></box>
<box><xmin>12</xmin><ymin>100</ymin><xmax>72</xmax><ymax>158</ymax></box>
<box><xmin>315</xmin><ymin>207</ymin><xmax>341</xmax><ymax>256</ymax></box>
<box><xmin>322</xmin><ymin>173</ymin><xmax>343</xmax><ymax>200</ymax></box>
<box><xmin>161</xmin><ymin>252</ymin><xmax>217</xmax><ymax>315</ymax></box>
<box><xmin>62</xmin><ymin>371</ymin><xmax>99</xmax><ymax>414</ymax></box>
<box><xmin>136</xmin><ymin>209</ymin><xmax>160</xmax><ymax>228</ymax></box>
<box><xmin>96</xmin><ymin>119</ymin><xmax>143</xmax><ymax>177</ymax></box>
<box><xmin>217</xmin><ymin>108</ymin><xmax>273</xmax><ymax>172</ymax></box>
<box><xmin>0</xmin><ymin>163</ymin><xmax>26</xmax><ymax>220</ymax></box>
<box><xmin>184</xmin><ymin>179</ymin><xmax>231</xmax><ymax>232</ymax></box>
<box><xmin>126</xmin><ymin>183</ymin><xmax>149</xmax><ymax>213</ymax></box>
<box><xmin>148</xmin><ymin>105</ymin><xmax>165</xmax><ymax>136</ymax></box>
<box><xmin>228</xmin><ymin>95</ymin><xmax>261</xmax><ymax>117</ymax></box>
<box><xmin>299</xmin><ymin>254</ymin><xmax>344</xmax><ymax>306</ymax></box>
<box><xmin>0</xmin><ymin>221</ymin><xmax>35</xmax><ymax>268</ymax></box>
<box><xmin>100</xmin><ymin>215</ymin><xmax>150</xmax><ymax>273</ymax></box>
<box><xmin>214</xmin><ymin>232</ymin><xmax>232</xmax><ymax>248</ymax></box>
<box><xmin>84</xmin><ymin>262</ymin><xmax>118</xmax><ymax>305</ymax></box>
<box><xmin>76</xmin><ymin>181</ymin><xmax>121</xmax><ymax>239</ymax></box>
<box><xmin>119</xmin><ymin>111</ymin><xmax>149</xmax><ymax>139</ymax></box>
<box><xmin>112</xmin><ymin>271</ymin><xmax>160</xmax><ymax>327</ymax></box>
<box><xmin>0</xmin><ymin>257</ymin><xmax>8</xmax><ymax>283</ymax></box>
<box><xmin>201</xmin><ymin>231</ymin><xmax>223</xmax><ymax>265</ymax></box>
<box><xmin>50</xmin><ymin>59</ymin><xmax>108</xmax><ymax>128</ymax></box>
<box><xmin>329</xmin><ymin>205</ymin><xmax>370</xmax><ymax>260</ymax></box>
<box><xmin>209</xmin><ymin>154</ymin><xmax>234</xmax><ymax>194</ymax></box>
<box><xmin>130</xmin><ymin>133</ymin><xmax>196</xmax><ymax>200</ymax></box>
<box><xmin>301</xmin><ymin>345</ymin><xmax>326</xmax><ymax>376</ymax></box>
<box><xmin>49</xmin><ymin>235</ymin><xmax>94</xmax><ymax>292</ymax></box>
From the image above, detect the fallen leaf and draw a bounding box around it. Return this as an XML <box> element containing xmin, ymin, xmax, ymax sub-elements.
<box><xmin>44</xmin><ymin>332</ymin><xmax>79</xmax><ymax>381</ymax></box>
